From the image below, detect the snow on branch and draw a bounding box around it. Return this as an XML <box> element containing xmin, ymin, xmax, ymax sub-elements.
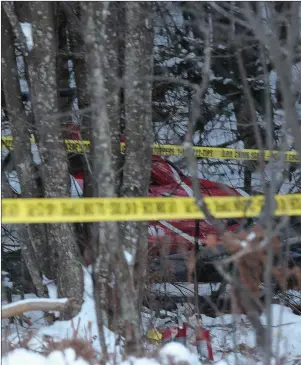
<box><xmin>2</xmin><ymin>298</ymin><xmax>70</xmax><ymax>319</ymax></box>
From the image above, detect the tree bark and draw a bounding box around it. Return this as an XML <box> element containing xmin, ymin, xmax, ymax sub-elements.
<box><xmin>122</xmin><ymin>1</ymin><xmax>154</xmax><ymax>251</ymax></box>
<box><xmin>81</xmin><ymin>0</ymin><xmax>116</xmax><ymax>335</ymax></box>
<box><xmin>120</xmin><ymin>1</ymin><xmax>154</xmax><ymax>351</ymax></box>
<box><xmin>81</xmin><ymin>2</ymin><xmax>144</xmax><ymax>353</ymax></box>
<box><xmin>233</xmin><ymin>98</ymin><xmax>257</xmax><ymax>194</ymax></box>
<box><xmin>55</xmin><ymin>3</ymin><xmax>72</xmax><ymax>122</ymax></box>
<box><xmin>1</xmin><ymin>6</ymin><xmax>51</xmax><ymax>291</ymax></box>
<box><xmin>64</xmin><ymin>2</ymin><xmax>94</xmax><ymax>261</ymax></box>
<box><xmin>27</xmin><ymin>1</ymin><xmax>83</xmax><ymax>318</ymax></box>
<box><xmin>104</xmin><ymin>2</ymin><xmax>123</xmax><ymax>188</ymax></box>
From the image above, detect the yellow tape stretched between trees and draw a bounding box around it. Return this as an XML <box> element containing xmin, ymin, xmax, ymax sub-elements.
<box><xmin>2</xmin><ymin>194</ymin><xmax>301</xmax><ymax>224</ymax></box>
<box><xmin>1</xmin><ymin>136</ymin><xmax>300</xmax><ymax>162</ymax></box>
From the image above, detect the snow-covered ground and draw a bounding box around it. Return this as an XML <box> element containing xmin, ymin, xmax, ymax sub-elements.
<box><xmin>2</xmin><ymin>269</ymin><xmax>301</xmax><ymax>365</ymax></box>
<box><xmin>2</xmin><ymin>268</ymin><xmax>118</xmax><ymax>356</ymax></box>
<box><xmin>3</xmin><ymin>342</ymin><xmax>217</xmax><ymax>365</ymax></box>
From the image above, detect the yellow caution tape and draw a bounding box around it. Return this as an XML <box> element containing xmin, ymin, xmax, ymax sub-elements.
<box><xmin>1</xmin><ymin>136</ymin><xmax>91</xmax><ymax>153</ymax></box>
<box><xmin>2</xmin><ymin>195</ymin><xmax>301</xmax><ymax>224</ymax></box>
<box><xmin>152</xmin><ymin>145</ymin><xmax>300</xmax><ymax>163</ymax></box>
<box><xmin>2</xmin><ymin>136</ymin><xmax>299</xmax><ymax>162</ymax></box>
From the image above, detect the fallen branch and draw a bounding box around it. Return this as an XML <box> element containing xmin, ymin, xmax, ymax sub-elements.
<box><xmin>2</xmin><ymin>298</ymin><xmax>70</xmax><ymax>319</ymax></box>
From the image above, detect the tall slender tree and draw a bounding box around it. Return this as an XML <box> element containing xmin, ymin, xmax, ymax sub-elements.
<box><xmin>26</xmin><ymin>1</ymin><xmax>83</xmax><ymax>317</ymax></box>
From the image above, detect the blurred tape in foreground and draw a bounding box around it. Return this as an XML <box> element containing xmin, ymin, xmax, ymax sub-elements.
<box><xmin>2</xmin><ymin>194</ymin><xmax>301</xmax><ymax>224</ymax></box>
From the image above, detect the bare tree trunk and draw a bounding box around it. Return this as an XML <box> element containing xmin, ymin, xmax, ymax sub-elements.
<box><xmin>67</xmin><ymin>2</ymin><xmax>90</xmax><ymax>139</ymax></box>
<box><xmin>65</xmin><ymin>2</ymin><xmax>95</xmax><ymax>260</ymax></box>
<box><xmin>121</xmin><ymin>1</ymin><xmax>154</xmax><ymax>333</ymax></box>
<box><xmin>27</xmin><ymin>2</ymin><xmax>83</xmax><ymax>318</ymax></box>
<box><xmin>1</xmin><ymin>6</ymin><xmax>50</xmax><ymax>293</ymax></box>
<box><xmin>55</xmin><ymin>3</ymin><xmax>72</xmax><ymax>121</ymax></box>
<box><xmin>123</xmin><ymin>1</ymin><xmax>154</xmax><ymax>198</ymax></box>
<box><xmin>14</xmin><ymin>2</ymin><xmax>31</xmax><ymax>23</ymax></box>
<box><xmin>81</xmin><ymin>0</ymin><xmax>116</xmax><ymax>338</ymax></box>
<box><xmin>233</xmin><ymin>99</ymin><xmax>257</xmax><ymax>194</ymax></box>
<box><xmin>104</xmin><ymin>2</ymin><xmax>123</xmax><ymax>188</ymax></box>
<box><xmin>82</xmin><ymin>2</ymin><xmax>146</xmax><ymax>353</ymax></box>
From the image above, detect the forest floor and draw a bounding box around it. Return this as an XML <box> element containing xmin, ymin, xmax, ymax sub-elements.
<box><xmin>2</xmin><ymin>268</ymin><xmax>301</xmax><ymax>365</ymax></box>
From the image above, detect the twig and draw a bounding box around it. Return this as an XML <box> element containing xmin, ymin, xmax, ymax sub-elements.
<box><xmin>241</xmin><ymin>2</ymin><xmax>301</xmax><ymax>167</ymax></box>
<box><xmin>220</xmin><ymin>217</ymin><xmax>289</xmax><ymax>265</ymax></box>
<box><xmin>235</xmin><ymin>49</ymin><xmax>265</xmax><ymax>178</ymax></box>
<box><xmin>182</xmin><ymin>10</ymin><xmax>226</xmax><ymax>235</ymax></box>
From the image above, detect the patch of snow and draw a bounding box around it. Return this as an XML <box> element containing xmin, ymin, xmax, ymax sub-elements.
<box><xmin>10</xmin><ymin>268</ymin><xmax>120</xmax><ymax>355</ymax></box>
<box><xmin>160</xmin><ymin>342</ymin><xmax>200</xmax><ymax>365</ymax></box>
<box><xmin>185</xmin><ymin>52</ymin><xmax>197</xmax><ymax>60</ymax></box>
<box><xmin>2</xmin><ymin>297</ymin><xmax>68</xmax><ymax>320</ymax></box>
<box><xmin>223</xmin><ymin>78</ymin><xmax>232</xmax><ymax>85</ymax></box>
<box><xmin>20</xmin><ymin>22</ymin><xmax>33</xmax><ymax>51</ymax></box>
<box><xmin>2</xmin><ymin>276</ymin><xmax>13</xmax><ymax>289</ymax></box>
<box><xmin>20</xmin><ymin>79</ymin><xmax>29</xmax><ymax>94</ymax></box>
<box><xmin>3</xmin><ymin>348</ymin><xmax>89</xmax><ymax>365</ymax></box>
<box><xmin>235</xmin><ymin>188</ymin><xmax>250</xmax><ymax>197</ymax></box>
<box><xmin>192</xmin><ymin>304</ymin><xmax>301</xmax><ymax>364</ymax></box>
<box><xmin>260</xmin><ymin>305</ymin><xmax>301</xmax><ymax>360</ymax></box>
<box><xmin>31</xmin><ymin>139</ymin><xmax>42</xmax><ymax>164</ymax></box>
<box><xmin>6</xmin><ymin>171</ymin><xmax>21</xmax><ymax>195</ymax></box>
<box><xmin>163</xmin><ymin>57</ymin><xmax>185</xmax><ymax>67</ymax></box>
<box><xmin>6</xmin><ymin>170</ymin><xmax>83</xmax><ymax>198</ymax></box>
<box><xmin>3</xmin><ymin>343</ymin><xmax>203</xmax><ymax>365</ymax></box>
<box><xmin>122</xmin><ymin>358</ymin><xmax>160</xmax><ymax>365</ymax></box>
<box><xmin>124</xmin><ymin>250</ymin><xmax>134</xmax><ymax>265</ymax></box>
<box><xmin>71</xmin><ymin>175</ymin><xmax>83</xmax><ymax>198</ymax></box>
<box><xmin>43</xmin><ymin>276</ymin><xmax>60</xmax><ymax>318</ymax></box>
<box><xmin>4</xmin><ymin>276</ymin><xmax>301</xmax><ymax>365</ymax></box>
<box><xmin>3</xmin><ymin>297</ymin><xmax>68</xmax><ymax>310</ymax></box>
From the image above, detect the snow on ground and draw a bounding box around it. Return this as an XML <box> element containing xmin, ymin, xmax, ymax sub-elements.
<box><xmin>2</xmin><ymin>271</ymin><xmax>13</xmax><ymax>290</ymax></box>
<box><xmin>159</xmin><ymin>342</ymin><xmax>200</xmax><ymax>365</ymax></box>
<box><xmin>3</xmin><ymin>342</ymin><xmax>210</xmax><ymax>365</ymax></box>
<box><xmin>5</xmin><ymin>302</ymin><xmax>301</xmax><ymax>365</ymax></box>
<box><xmin>3</xmin><ymin>268</ymin><xmax>119</xmax><ymax>356</ymax></box>
<box><xmin>183</xmin><ymin>305</ymin><xmax>301</xmax><ymax>364</ymax></box>
<box><xmin>3</xmin><ymin>348</ymin><xmax>90</xmax><ymax>365</ymax></box>
<box><xmin>2</xmin><ymin>268</ymin><xmax>301</xmax><ymax>364</ymax></box>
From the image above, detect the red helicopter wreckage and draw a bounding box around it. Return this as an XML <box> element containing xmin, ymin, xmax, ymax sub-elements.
<box><xmin>4</xmin><ymin>123</ymin><xmax>300</xmax><ymax>273</ymax></box>
<box><xmin>3</xmin><ymin>122</ymin><xmax>247</xmax><ymax>269</ymax></box>
<box><xmin>59</xmin><ymin>125</ymin><xmax>301</xmax><ymax>283</ymax></box>
<box><xmin>66</xmin><ymin>126</ymin><xmax>245</xmax><ymax>254</ymax></box>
